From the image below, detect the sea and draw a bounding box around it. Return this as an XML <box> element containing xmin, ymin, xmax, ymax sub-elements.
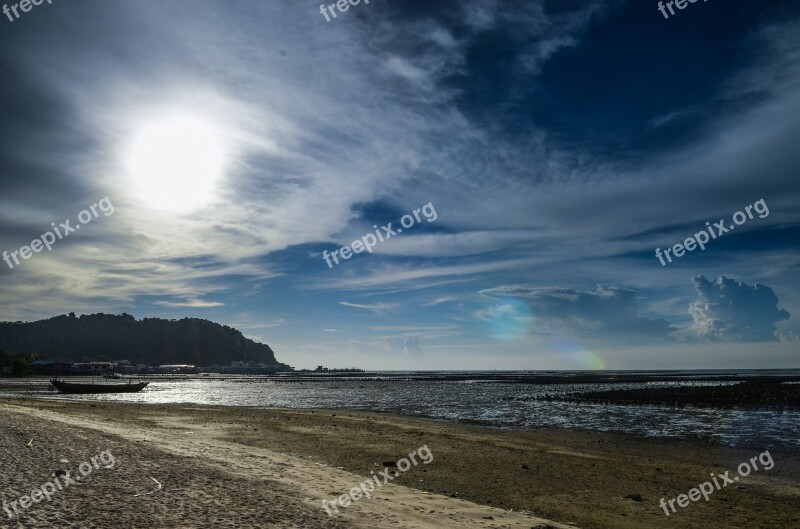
<box><xmin>2</xmin><ymin>370</ymin><xmax>798</xmax><ymax>449</ymax></box>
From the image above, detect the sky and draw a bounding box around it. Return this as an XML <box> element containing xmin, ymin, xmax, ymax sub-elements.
<box><xmin>0</xmin><ymin>0</ymin><xmax>798</xmax><ymax>370</ymax></box>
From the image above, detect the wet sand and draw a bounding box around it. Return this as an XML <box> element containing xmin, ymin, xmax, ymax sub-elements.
<box><xmin>1</xmin><ymin>399</ymin><xmax>798</xmax><ymax>528</ymax></box>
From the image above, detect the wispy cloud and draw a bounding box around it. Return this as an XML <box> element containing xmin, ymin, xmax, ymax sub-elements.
<box><xmin>481</xmin><ymin>284</ymin><xmax>675</xmax><ymax>341</ymax></box>
<box><xmin>339</xmin><ymin>301</ymin><xmax>398</xmax><ymax>313</ymax></box>
<box><xmin>423</xmin><ymin>296</ymin><xmax>459</xmax><ymax>307</ymax></box>
<box><xmin>0</xmin><ymin>0</ymin><xmax>798</xmax><ymax>368</ymax></box>
<box><xmin>153</xmin><ymin>298</ymin><xmax>225</xmax><ymax>308</ymax></box>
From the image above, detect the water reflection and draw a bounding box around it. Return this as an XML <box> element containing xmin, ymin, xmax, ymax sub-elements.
<box><xmin>2</xmin><ymin>377</ymin><xmax>797</xmax><ymax>449</ymax></box>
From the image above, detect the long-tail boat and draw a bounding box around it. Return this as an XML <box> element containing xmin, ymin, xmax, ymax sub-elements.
<box><xmin>50</xmin><ymin>379</ymin><xmax>149</xmax><ymax>394</ymax></box>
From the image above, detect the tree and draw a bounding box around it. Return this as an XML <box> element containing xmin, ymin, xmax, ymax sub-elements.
<box><xmin>2</xmin><ymin>351</ymin><xmax>37</xmax><ymax>377</ymax></box>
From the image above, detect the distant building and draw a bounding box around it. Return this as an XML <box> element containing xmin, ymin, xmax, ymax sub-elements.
<box><xmin>154</xmin><ymin>364</ymin><xmax>199</xmax><ymax>374</ymax></box>
<box><xmin>231</xmin><ymin>361</ymin><xmax>272</xmax><ymax>370</ymax></box>
<box><xmin>196</xmin><ymin>361</ymin><xmax>282</xmax><ymax>374</ymax></box>
<box><xmin>71</xmin><ymin>361</ymin><xmax>115</xmax><ymax>374</ymax></box>
<box><xmin>31</xmin><ymin>360</ymin><xmax>75</xmax><ymax>375</ymax></box>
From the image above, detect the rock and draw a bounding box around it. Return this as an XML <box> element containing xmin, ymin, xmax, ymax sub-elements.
<box><xmin>623</xmin><ymin>493</ymin><xmax>643</xmax><ymax>502</ymax></box>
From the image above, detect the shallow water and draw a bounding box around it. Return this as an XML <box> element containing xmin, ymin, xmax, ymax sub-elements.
<box><xmin>2</xmin><ymin>374</ymin><xmax>798</xmax><ymax>449</ymax></box>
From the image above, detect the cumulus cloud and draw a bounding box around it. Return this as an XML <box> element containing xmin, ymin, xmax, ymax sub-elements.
<box><xmin>689</xmin><ymin>276</ymin><xmax>790</xmax><ymax>342</ymax></box>
<box><xmin>481</xmin><ymin>284</ymin><xmax>675</xmax><ymax>340</ymax></box>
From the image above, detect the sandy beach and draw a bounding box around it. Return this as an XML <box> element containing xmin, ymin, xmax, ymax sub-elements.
<box><xmin>1</xmin><ymin>400</ymin><xmax>798</xmax><ymax>529</ymax></box>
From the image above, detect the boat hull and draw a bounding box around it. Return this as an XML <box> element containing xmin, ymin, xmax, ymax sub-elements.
<box><xmin>50</xmin><ymin>380</ymin><xmax>149</xmax><ymax>394</ymax></box>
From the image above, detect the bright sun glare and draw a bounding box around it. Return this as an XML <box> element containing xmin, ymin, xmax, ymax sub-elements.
<box><xmin>126</xmin><ymin>114</ymin><xmax>226</xmax><ymax>212</ymax></box>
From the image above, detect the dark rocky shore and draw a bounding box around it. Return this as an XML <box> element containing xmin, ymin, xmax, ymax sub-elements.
<box><xmin>531</xmin><ymin>380</ymin><xmax>800</xmax><ymax>409</ymax></box>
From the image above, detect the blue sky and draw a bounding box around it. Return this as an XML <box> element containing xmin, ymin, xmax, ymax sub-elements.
<box><xmin>0</xmin><ymin>0</ymin><xmax>798</xmax><ymax>369</ymax></box>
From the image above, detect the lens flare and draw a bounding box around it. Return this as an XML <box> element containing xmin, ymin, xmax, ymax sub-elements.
<box><xmin>549</xmin><ymin>336</ymin><xmax>606</xmax><ymax>370</ymax></box>
<box><xmin>489</xmin><ymin>298</ymin><xmax>533</xmax><ymax>342</ymax></box>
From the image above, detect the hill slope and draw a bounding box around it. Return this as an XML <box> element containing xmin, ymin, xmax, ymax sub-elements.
<box><xmin>0</xmin><ymin>313</ymin><xmax>291</xmax><ymax>369</ymax></box>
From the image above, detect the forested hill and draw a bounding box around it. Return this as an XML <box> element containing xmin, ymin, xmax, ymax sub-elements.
<box><xmin>0</xmin><ymin>313</ymin><xmax>290</xmax><ymax>368</ymax></box>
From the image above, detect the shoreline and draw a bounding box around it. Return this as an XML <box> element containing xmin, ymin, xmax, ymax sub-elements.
<box><xmin>6</xmin><ymin>369</ymin><xmax>800</xmax><ymax>383</ymax></box>
<box><xmin>1</xmin><ymin>398</ymin><xmax>799</xmax><ymax>528</ymax></box>
<box><xmin>3</xmin><ymin>375</ymin><xmax>800</xmax><ymax>448</ymax></box>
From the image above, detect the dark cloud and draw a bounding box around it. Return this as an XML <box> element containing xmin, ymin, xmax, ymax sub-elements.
<box><xmin>689</xmin><ymin>276</ymin><xmax>790</xmax><ymax>342</ymax></box>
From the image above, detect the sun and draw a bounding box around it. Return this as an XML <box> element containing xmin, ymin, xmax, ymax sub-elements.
<box><xmin>126</xmin><ymin>114</ymin><xmax>226</xmax><ymax>212</ymax></box>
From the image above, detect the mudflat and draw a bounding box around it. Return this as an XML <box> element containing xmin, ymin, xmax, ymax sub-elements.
<box><xmin>1</xmin><ymin>399</ymin><xmax>798</xmax><ymax>529</ymax></box>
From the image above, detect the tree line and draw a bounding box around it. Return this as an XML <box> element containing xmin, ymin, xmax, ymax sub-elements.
<box><xmin>0</xmin><ymin>349</ymin><xmax>37</xmax><ymax>376</ymax></box>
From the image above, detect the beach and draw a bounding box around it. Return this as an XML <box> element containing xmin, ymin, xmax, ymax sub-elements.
<box><xmin>1</xmin><ymin>0</ymin><xmax>799</xmax><ymax>527</ymax></box>
<box><xmin>1</xmin><ymin>399</ymin><xmax>798</xmax><ymax>529</ymax></box>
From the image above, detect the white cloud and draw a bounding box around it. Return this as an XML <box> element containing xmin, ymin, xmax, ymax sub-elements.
<box><xmin>423</xmin><ymin>296</ymin><xmax>459</xmax><ymax>307</ymax></box>
<box><xmin>339</xmin><ymin>301</ymin><xmax>397</xmax><ymax>312</ymax></box>
<box><xmin>365</xmin><ymin>230</ymin><xmax>537</xmax><ymax>258</ymax></box>
<box><xmin>395</xmin><ymin>336</ymin><xmax>422</xmax><ymax>356</ymax></box>
<box><xmin>153</xmin><ymin>298</ymin><xmax>224</xmax><ymax>308</ymax></box>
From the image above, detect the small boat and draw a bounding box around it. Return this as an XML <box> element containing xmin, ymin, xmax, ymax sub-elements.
<box><xmin>50</xmin><ymin>379</ymin><xmax>149</xmax><ymax>394</ymax></box>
